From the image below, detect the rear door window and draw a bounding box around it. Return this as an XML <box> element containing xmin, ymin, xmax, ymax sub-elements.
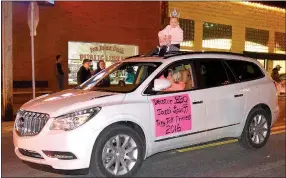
<box><xmin>194</xmin><ymin>59</ymin><xmax>230</xmax><ymax>89</ymax></box>
<box><xmin>225</xmin><ymin>60</ymin><xmax>264</xmax><ymax>82</ymax></box>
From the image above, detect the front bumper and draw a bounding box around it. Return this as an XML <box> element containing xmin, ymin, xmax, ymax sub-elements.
<box><xmin>13</xmin><ymin>119</ymin><xmax>101</xmax><ymax>170</ymax></box>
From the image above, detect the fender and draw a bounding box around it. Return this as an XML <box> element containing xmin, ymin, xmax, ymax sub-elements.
<box><xmin>91</xmin><ymin>113</ymin><xmax>151</xmax><ymax>159</ymax></box>
<box><xmin>235</xmin><ymin>103</ymin><xmax>271</xmax><ymax>137</ymax></box>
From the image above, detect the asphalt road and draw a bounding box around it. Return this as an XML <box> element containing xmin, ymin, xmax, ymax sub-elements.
<box><xmin>1</xmin><ymin>99</ymin><xmax>285</xmax><ymax>177</ymax></box>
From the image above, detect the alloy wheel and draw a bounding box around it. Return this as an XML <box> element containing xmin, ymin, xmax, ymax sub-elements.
<box><xmin>249</xmin><ymin>114</ymin><xmax>269</xmax><ymax>144</ymax></box>
<box><xmin>102</xmin><ymin>134</ymin><xmax>138</xmax><ymax>176</ymax></box>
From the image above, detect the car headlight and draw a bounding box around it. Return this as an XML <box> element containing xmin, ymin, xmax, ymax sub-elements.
<box><xmin>50</xmin><ymin>107</ymin><xmax>101</xmax><ymax>131</ymax></box>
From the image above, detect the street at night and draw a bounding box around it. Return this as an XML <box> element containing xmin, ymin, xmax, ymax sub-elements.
<box><xmin>2</xmin><ymin>99</ymin><xmax>285</xmax><ymax>177</ymax></box>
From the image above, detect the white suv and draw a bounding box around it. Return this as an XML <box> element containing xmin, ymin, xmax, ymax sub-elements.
<box><xmin>13</xmin><ymin>51</ymin><xmax>279</xmax><ymax>177</ymax></box>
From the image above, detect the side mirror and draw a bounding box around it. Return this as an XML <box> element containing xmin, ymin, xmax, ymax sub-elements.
<box><xmin>153</xmin><ymin>79</ymin><xmax>171</xmax><ymax>91</ymax></box>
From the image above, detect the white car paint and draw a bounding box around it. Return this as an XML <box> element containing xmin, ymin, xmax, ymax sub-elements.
<box><xmin>13</xmin><ymin>53</ymin><xmax>279</xmax><ymax>172</ymax></box>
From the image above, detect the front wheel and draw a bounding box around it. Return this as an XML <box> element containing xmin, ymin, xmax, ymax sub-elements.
<box><xmin>90</xmin><ymin>124</ymin><xmax>145</xmax><ymax>177</ymax></box>
<box><xmin>239</xmin><ymin>107</ymin><xmax>271</xmax><ymax>149</ymax></box>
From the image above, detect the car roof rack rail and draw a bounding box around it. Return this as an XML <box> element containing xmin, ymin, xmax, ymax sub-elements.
<box><xmin>142</xmin><ymin>50</ymin><xmax>193</xmax><ymax>57</ymax></box>
<box><xmin>124</xmin><ymin>55</ymin><xmax>143</xmax><ymax>60</ymax></box>
<box><xmin>124</xmin><ymin>50</ymin><xmax>246</xmax><ymax>60</ymax></box>
<box><xmin>163</xmin><ymin>51</ymin><xmax>246</xmax><ymax>59</ymax></box>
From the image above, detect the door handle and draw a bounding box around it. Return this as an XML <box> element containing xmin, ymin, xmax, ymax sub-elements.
<box><xmin>234</xmin><ymin>94</ymin><xmax>243</xmax><ymax>98</ymax></box>
<box><xmin>192</xmin><ymin>101</ymin><xmax>203</xmax><ymax>104</ymax></box>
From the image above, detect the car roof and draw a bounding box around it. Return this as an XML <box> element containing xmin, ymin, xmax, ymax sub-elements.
<box><xmin>123</xmin><ymin>51</ymin><xmax>256</xmax><ymax>63</ymax></box>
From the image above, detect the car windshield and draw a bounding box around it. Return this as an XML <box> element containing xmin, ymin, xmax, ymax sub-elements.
<box><xmin>77</xmin><ymin>61</ymin><xmax>162</xmax><ymax>93</ymax></box>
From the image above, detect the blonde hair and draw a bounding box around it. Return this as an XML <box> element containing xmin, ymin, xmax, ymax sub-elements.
<box><xmin>172</xmin><ymin>71</ymin><xmax>181</xmax><ymax>83</ymax></box>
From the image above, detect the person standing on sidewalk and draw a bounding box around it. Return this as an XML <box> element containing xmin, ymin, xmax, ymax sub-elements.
<box><xmin>94</xmin><ymin>60</ymin><xmax>106</xmax><ymax>75</ymax></box>
<box><xmin>271</xmin><ymin>65</ymin><xmax>282</xmax><ymax>83</ymax></box>
<box><xmin>56</xmin><ymin>55</ymin><xmax>64</xmax><ymax>90</ymax></box>
<box><xmin>77</xmin><ymin>59</ymin><xmax>92</xmax><ymax>85</ymax></box>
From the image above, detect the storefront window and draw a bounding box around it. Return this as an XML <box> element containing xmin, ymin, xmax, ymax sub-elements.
<box><xmin>245</xmin><ymin>28</ymin><xmax>269</xmax><ymax>52</ymax></box>
<box><xmin>274</xmin><ymin>32</ymin><xmax>286</xmax><ymax>54</ymax></box>
<box><xmin>257</xmin><ymin>59</ymin><xmax>265</xmax><ymax>67</ymax></box>
<box><xmin>68</xmin><ymin>41</ymin><xmax>138</xmax><ymax>85</ymax></box>
<box><xmin>202</xmin><ymin>22</ymin><xmax>232</xmax><ymax>50</ymax></box>
<box><xmin>179</xmin><ymin>18</ymin><xmax>194</xmax><ymax>48</ymax></box>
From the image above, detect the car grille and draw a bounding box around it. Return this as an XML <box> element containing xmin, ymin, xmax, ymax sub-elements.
<box><xmin>15</xmin><ymin>110</ymin><xmax>49</xmax><ymax>136</ymax></box>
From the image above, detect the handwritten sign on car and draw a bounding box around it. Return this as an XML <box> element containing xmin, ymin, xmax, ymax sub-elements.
<box><xmin>152</xmin><ymin>94</ymin><xmax>192</xmax><ymax>137</ymax></box>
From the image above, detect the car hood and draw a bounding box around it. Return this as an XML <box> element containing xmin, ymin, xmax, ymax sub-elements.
<box><xmin>20</xmin><ymin>89</ymin><xmax>125</xmax><ymax>117</ymax></box>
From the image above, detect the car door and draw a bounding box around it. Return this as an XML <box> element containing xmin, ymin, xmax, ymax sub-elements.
<box><xmin>224</xmin><ymin>60</ymin><xmax>266</xmax><ymax>135</ymax></box>
<box><xmin>194</xmin><ymin>58</ymin><xmax>245</xmax><ymax>141</ymax></box>
<box><xmin>144</xmin><ymin>59</ymin><xmax>208</xmax><ymax>153</ymax></box>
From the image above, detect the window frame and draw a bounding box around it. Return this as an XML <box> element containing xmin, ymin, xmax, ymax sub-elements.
<box><xmin>143</xmin><ymin>59</ymin><xmax>198</xmax><ymax>96</ymax></box>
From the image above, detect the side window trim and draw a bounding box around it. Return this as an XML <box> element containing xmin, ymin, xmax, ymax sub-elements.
<box><xmin>143</xmin><ymin>59</ymin><xmax>197</xmax><ymax>96</ymax></box>
<box><xmin>220</xmin><ymin>60</ymin><xmax>232</xmax><ymax>84</ymax></box>
<box><xmin>193</xmin><ymin>59</ymin><xmax>204</xmax><ymax>89</ymax></box>
<box><xmin>222</xmin><ymin>60</ymin><xmax>239</xmax><ymax>83</ymax></box>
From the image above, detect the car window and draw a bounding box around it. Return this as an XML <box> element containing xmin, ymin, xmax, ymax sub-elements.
<box><xmin>145</xmin><ymin>60</ymin><xmax>196</xmax><ymax>94</ymax></box>
<box><xmin>196</xmin><ymin>59</ymin><xmax>230</xmax><ymax>88</ymax></box>
<box><xmin>79</xmin><ymin>62</ymin><xmax>161</xmax><ymax>93</ymax></box>
<box><xmin>225</xmin><ymin>60</ymin><xmax>264</xmax><ymax>82</ymax></box>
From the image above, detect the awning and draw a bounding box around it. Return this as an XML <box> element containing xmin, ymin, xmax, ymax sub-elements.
<box><xmin>243</xmin><ymin>51</ymin><xmax>286</xmax><ymax>61</ymax></box>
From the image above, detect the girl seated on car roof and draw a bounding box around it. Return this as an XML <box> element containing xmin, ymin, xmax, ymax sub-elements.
<box><xmin>155</xmin><ymin>9</ymin><xmax>184</xmax><ymax>56</ymax></box>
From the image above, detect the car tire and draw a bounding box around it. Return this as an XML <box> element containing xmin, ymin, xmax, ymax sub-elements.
<box><xmin>90</xmin><ymin>124</ymin><xmax>145</xmax><ymax>177</ymax></box>
<box><xmin>239</xmin><ymin>107</ymin><xmax>271</xmax><ymax>149</ymax></box>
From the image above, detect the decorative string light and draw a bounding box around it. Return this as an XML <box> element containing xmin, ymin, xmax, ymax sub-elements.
<box><xmin>239</xmin><ymin>2</ymin><xmax>285</xmax><ymax>13</ymax></box>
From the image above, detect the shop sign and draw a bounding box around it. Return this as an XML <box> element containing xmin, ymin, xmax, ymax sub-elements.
<box><xmin>68</xmin><ymin>41</ymin><xmax>138</xmax><ymax>85</ymax></box>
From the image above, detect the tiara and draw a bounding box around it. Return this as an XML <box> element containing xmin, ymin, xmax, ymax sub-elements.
<box><xmin>170</xmin><ymin>8</ymin><xmax>180</xmax><ymax>18</ymax></box>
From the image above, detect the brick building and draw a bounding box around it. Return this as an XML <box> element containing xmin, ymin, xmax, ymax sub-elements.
<box><xmin>11</xmin><ymin>1</ymin><xmax>286</xmax><ymax>92</ymax></box>
<box><xmin>12</xmin><ymin>1</ymin><xmax>162</xmax><ymax>92</ymax></box>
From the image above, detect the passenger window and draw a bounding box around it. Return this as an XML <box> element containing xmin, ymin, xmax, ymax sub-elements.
<box><xmin>197</xmin><ymin>59</ymin><xmax>230</xmax><ymax>88</ymax></box>
<box><xmin>225</xmin><ymin>60</ymin><xmax>265</xmax><ymax>82</ymax></box>
<box><xmin>149</xmin><ymin>61</ymin><xmax>196</xmax><ymax>93</ymax></box>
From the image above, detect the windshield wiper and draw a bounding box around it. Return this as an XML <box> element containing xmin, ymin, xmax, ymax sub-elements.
<box><xmin>73</xmin><ymin>86</ymin><xmax>82</xmax><ymax>90</ymax></box>
<box><xmin>92</xmin><ymin>88</ymin><xmax>114</xmax><ymax>93</ymax></box>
